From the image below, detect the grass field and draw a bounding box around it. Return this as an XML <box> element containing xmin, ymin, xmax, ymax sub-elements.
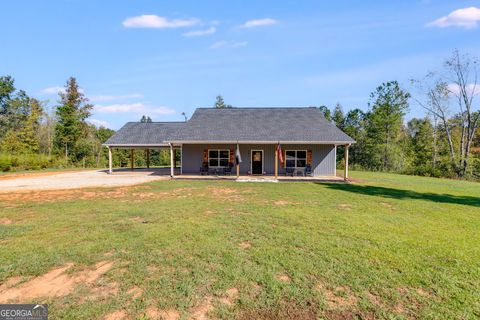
<box><xmin>0</xmin><ymin>171</ymin><xmax>479</xmax><ymax>319</ymax></box>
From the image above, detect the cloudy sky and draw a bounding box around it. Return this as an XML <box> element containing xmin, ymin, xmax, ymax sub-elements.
<box><xmin>2</xmin><ymin>0</ymin><xmax>480</xmax><ymax>129</ymax></box>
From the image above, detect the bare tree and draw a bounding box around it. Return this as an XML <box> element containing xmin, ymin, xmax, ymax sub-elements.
<box><xmin>413</xmin><ymin>50</ymin><xmax>479</xmax><ymax>177</ymax></box>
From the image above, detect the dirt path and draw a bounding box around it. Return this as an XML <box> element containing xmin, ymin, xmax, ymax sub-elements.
<box><xmin>0</xmin><ymin>169</ymin><xmax>171</xmax><ymax>193</ymax></box>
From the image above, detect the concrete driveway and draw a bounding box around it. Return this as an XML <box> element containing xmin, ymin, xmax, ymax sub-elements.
<box><xmin>0</xmin><ymin>169</ymin><xmax>174</xmax><ymax>193</ymax></box>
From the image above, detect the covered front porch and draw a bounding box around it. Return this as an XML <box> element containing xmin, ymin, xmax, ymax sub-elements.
<box><xmin>106</xmin><ymin>143</ymin><xmax>351</xmax><ymax>181</ymax></box>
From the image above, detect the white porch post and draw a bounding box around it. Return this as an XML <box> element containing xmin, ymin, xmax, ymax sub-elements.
<box><xmin>108</xmin><ymin>147</ymin><xmax>112</xmax><ymax>174</ymax></box>
<box><xmin>274</xmin><ymin>143</ymin><xmax>278</xmax><ymax>179</ymax></box>
<box><xmin>170</xmin><ymin>143</ymin><xmax>174</xmax><ymax>177</ymax></box>
<box><xmin>344</xmin><ymin>144</ymin><xmax>349</xmax><ymax>181</ymax></box>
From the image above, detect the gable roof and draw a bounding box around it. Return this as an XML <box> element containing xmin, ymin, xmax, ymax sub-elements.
<box><xmin>170</xmin><ymin>107</ymin><xmax>354</xmax><ymax>143</ymax></box>
<box><xmin>104</xmin><ymin>122</ymin><xmax>184</xmax><ymax>146</ymax></box>
<box><xmin>104</xmin><ymin>107</ymin><xmax>355</xmax><ymax>146</ymax></box>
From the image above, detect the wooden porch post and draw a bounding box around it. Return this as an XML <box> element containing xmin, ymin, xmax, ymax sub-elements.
<box><xmin>344</xmin><ymin>144</ymin><xmax>349</xmax><ymax>181</ymax></box>
<box><xmin>146</xmin><ymin>149</ymin><xmax>150</xmax><ymax>169</ymax></box>
<box><xmin>274</xmin><ymin>143</ymin><xmax>278</xmax><ymax>179</ymax></box>
<box><xmin>130</xmin><ymin>149</ymin><xmax>134</xmax><ymax>171</ymax></box>
<box><xmin>108</xmin><ymin>147</ymin><xmax>112</xmax><ymax>174</ymax></box>
<box><xmin>170</xmin><ymin>143</ymin><xmax>174</xmax><ymax>177</ymax></box>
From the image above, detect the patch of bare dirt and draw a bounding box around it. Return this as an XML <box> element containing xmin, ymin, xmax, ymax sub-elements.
<box><xmin>276</xmin><ymin>274</ymin><xmax>291</xmax><ymax>283</ymax></box>
<box><xmin>238</xmin><ymin>241</ymin><xmax>251</xmax><ymax>249</ymax></box>
<box><xmin>81</xmin><ymin>282</ymin><xmax>119</xmax><ymax>303</ymax></box>
<box><xmin>219</xmin><ymin>288</ymin><xmax>238</xmax><ymax>306</ymax></box>
<box><xmin>0</xmin><ymin>218</ymin><xmax>12</xmax><ymax>225</ymax></box>
<box><xmin>127</xmin><ymin>286</ymin><xmax>143</xmax><ymax>301</ymax></box>
<box><xmin>380</xmin><ymin>202</ymin><xmax>395</xmax><ymax>210</ymax></box>
<box><xmin>0</xmin><ymin>260</ymin><xmax>114</xmax><ymax>303</ymax></box>
<box><xmin>189</xmin><ymin>296</ymin><xmax>214</xmax><ymax>320</ymax></box>
<box><xmin>317</xmin><ymin>283</ymin><xmax>357</xmax><ymax>310</ymax></box>
<box><xmin>206</xmin><ymin>187</ymin><xmax>248</xmax><ymax>202</ymax></box>
<box><xmin>0</xmin><ymin>276</ymin><xmax>23</xmax><ymax>291</ymax></box>
<box><xmin>157</xmin><ymin>308</ymin><xmax>180</xmax><ymax>320</ymax></box>
<box><xmin>0</xmin><ymin>186</ymin><xmax>193</xmax><ymax>204</ymax></box>
<box><xmin>273</xmin><ymin>200</ymin><xmax>298</xmax><ymax>206</ymax></box>
<box><xmin>104</xmin><ymin>310</ymin><xmax>127</xmax><ymax>320</ymax></box>
<box><xmin>338</xmin><ymin>204</ymin><xmax>352</xmax><ymax>210</ymax></box>
<box><xmin>237</xmin><ymin>299</ymin><xmax>318</xmax><ymax>320</ymax></box>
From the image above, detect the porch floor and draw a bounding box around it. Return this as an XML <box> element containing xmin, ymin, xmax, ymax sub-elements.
<box><xmin>108</xmin><ymin>168</ymin><xmax>344</xmax><ymax>182</ymax></box>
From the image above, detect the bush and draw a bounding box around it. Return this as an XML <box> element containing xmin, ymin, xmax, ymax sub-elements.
<box><xmin>0</xmin><ymin>153</ymin><xmax>63</xmax><ymax>172</ymax></box>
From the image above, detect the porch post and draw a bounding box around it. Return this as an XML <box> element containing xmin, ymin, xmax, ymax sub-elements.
<box><xmin>169</xmin><ymin>143</ymin><xmax>174</xmax><ymax>177</ymax></box>
<box><xmin>108</xmin><ymin>147</ymin><xmax>112</xmax><ymax>174</ymax></box>
<box><xmin>130</xmin><ymin>149</ymin><xmax>134</xmax><ymax>171</ymax></box>
<box><xmin>236</xmin><ymin>143</ymin><xmax>240</xmax><ymax>178</ymax></box>
<box><xmin>146</xmin><ymin>149</ymin><xmax>150</xmax><ymax>169</ymax></box>
<box><xmin>344</xmin><ymin>144</ymin><xmax>349</xmax><ymax>181</ymax></box>
<box><xmin>274</xmin><ymin>143</ymin><xmax>278</xmax><ymax>179</ymax></box>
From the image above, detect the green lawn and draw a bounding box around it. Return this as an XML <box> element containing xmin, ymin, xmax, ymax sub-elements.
<box><xmin>0</xmin><ymin>171</ymin><xmax>479</xmax><ymax>319</ymax></box>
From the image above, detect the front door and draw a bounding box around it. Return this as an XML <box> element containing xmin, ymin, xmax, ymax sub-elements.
<box><xmin>251</xmin><ymin>150</ymin><xmax>263</xmax><ymax>175</ymax></box>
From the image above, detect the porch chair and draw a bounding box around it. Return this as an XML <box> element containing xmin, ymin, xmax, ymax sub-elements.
<box><xmin>304</xmin><ymin>164</ymin><xmax>313</xmax><ymax>176</ymax></box>
<box><xmin>285</xmin><ymin>167</ymin><xmax>295</xmax><ymax>176</ymax></box>
<box><xmin>223</xmin><ymin>162</ymin><xmax>234</xmax><ymax>175</ymax></box>
<box><xmin>200</xmin><ymin>162</ymin><xmax>209</xmax><ymax>175</ymax></box>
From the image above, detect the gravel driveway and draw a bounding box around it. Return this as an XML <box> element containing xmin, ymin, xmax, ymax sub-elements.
<box><xmin>0</xmin><ymin>169</ymin><xmax>172</xmax><ymax>193</ymax></box>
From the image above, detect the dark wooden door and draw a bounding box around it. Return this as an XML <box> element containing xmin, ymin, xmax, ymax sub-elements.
<box><xmin>251</xmin><ymin>150</ymin><xmax>263</xmax><ymax>174</ymax></box>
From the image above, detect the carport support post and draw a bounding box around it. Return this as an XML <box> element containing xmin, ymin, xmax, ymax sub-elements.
<box><xmin>344</xmin><ymin>144</ymin><xmax>349</xmax><ymax>181</ymax></box>
<box><xmin>130</xmin><ymin>149</ymin><xmax>134</xmax><ymax>171</ymax></box>
<box><xmin>146</xmin><ymin>149</ymin><xmax>150</xmax><ymax>169</ymax></box>
<box><xmin>108</xmin><ymin>147</ymin><xmax>112</xmax><ymax>174</ymax></box>
<box><xmin>169</xmin><ymin>143</ymin><xmax>174</xmax><ymax>177</ymax></box>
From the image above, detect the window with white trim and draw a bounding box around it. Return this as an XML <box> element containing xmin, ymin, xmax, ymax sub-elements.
<box><xmin>208</xmin><ymin>149</ymin><xmax>230</xmax><ymax>167</ymax></box>
<box><xmin>285</xmin><ymin>150</ymin><xmax>307</xmax><ymax>168</ymax></box>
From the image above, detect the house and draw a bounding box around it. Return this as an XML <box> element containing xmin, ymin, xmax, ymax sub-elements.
<box><xmin>104</xmin><ymin>107</ymin><xmax>355</xmax><ymax>179</ymax></box>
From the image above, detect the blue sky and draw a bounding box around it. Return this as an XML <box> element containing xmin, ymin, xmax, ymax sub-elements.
<box><xmin>2</xmin><ymin>0</ymin><xmax>480</xmax><ymax>129</ymax></box>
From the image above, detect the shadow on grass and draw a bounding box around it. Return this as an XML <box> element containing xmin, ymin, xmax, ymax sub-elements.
<box><xmin>318</xmin><ymin>183</ymin><xmax>480</xmax><ymax>207</ymax></box>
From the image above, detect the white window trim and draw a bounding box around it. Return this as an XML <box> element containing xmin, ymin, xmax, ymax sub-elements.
<box><xmin>250</xmin><ymin>149</ymin><xmax>264</xmax><ymax>175</ymax></box>
<box><xmin>285</xmin><ymin>150</ymin><xmax>307</xmax><ymax>168</ymax></box>
<box><xmin>208</xmin><ymin>149</ymin><xmax>230</xmax><ymax>167</ymax></box>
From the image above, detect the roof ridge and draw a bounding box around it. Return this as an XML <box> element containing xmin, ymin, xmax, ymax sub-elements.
<box><xmin>195</xmin><ymin>107</ymin><xmax>319</xmax><ymax>110</ymax></box>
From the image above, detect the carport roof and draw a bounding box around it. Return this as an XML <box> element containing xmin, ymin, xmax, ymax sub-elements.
<box><xmin>103</xmin><ymin>122</ymin><xmax>185</xmax><ymax>146</ymax></box>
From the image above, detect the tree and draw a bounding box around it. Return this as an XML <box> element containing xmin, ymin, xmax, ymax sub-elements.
<box><xmin>140</xmin><ymin>115</ymin><xmax>152</xmax><ymax>123</ymax></box>
<box><xmin>54</xmin><ymin>77</ymin><xmax>93</xmax><ymax>162</ymax></box>
<box><xmin>413</xmin><ymin>50</ymin><xmax>480</xmax><ymax>177</ymax></box>
<box><xmin>343</xmin><ymin>108</ymin><xmax>366</xmax><ymax>166</ymax></box>
<box><xmin>318</xmin><ymin>105</ymin><xmax>331</xmax><ymax>120</ymax></box>
<box><xmin>214</xmin><ymin>95</ymin><xmax>233</xmax><ymax>108</ymax></box>
<box><xmin>332</xmin><ymin>103</ymin><xmax>345</xmax><ymax>129</ymax></box>
<box><xmin>407</xmin><ymin>118</ymin><xmax>435</xmax><ymax>175</ymax></box>
<box><xmin>364</xmin><ymin>81</ymin><xmax>410</xmax><ymax>171</ymax></box>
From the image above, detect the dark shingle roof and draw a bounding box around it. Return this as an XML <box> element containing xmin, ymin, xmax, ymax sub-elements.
<box><xmin>104</xmin><ymin>107</ymin><xmax>355</xmax><ymax>146</ymax></box>
<box><xmin>170</xmin><ymin>107</ymin><xmax>354</xmax><ymax>143</ymax></box>
<box><xmin>104</xmin><ymin>122</ymin><xmax>184</xmax><ymax>146</ymax></box>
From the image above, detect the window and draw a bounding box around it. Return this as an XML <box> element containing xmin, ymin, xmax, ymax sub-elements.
<box><xmin>208</xmin><ymin>149</ymin><xmax>230</xmax><ymax>167</ymax></box>
<box><xmin>285</xmin><ymin>150</ymin><xmax>307</xmax><ymax>168</ymax></box>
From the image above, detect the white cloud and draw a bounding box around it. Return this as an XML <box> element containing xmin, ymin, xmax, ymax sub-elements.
<box><xmin>237</xmin><ymin>18</ymin><xmax>278</xmax><ymax>29</ymax></box>
<box><xmin>447</xmin><ymin>83</ymin><xmax>480</xmax><ymax>95</ymax></box>
<box><xmin>90</xmin><ymin>94</ymin><xmax>143</xmax><ymax>102</ymax></box>
<box><xmin>95</xmin><ymin>103</ymin><xmax>175</xmax><ymax>115</ymax></box>
<box><xmin>209</xmin><ymin>40</ymin><xmax>248</xmax><ymax>49</ymax></box>
<box><xmin>182</xmin><ymin>27</ymin><xmax>216</xmax><ymax>37</ymax></box>
<box><xmin>41</xmin><ymin>86</ymin><xmax>84</xmax><ymax>95</ymax></box>
<box><xmin>88</xmin><ymin>119</ymin><xmax>110</xmax><ymax>128</ymax></box>
<box><xmin>427</xmin><ymin>7</ymin><xmax>480</xmax><ymax>29</ymax></box>
<box><xmin>41</xmin><ymin>86</ymin><xmax>65</xmax><ymax>94</ymax></box>
<box><xmin>122</xmin><ymin>14</ymin><xmax>198</xmax><ymax>29</ymax></box>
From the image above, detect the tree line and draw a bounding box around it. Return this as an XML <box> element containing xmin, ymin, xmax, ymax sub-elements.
<box><xmin>0</xmin><ymin>50</ymin><xmax>478</xmax><ymax>179</ymax></box>
<box><xmin>326</xmin><ymin>50</ymin><xmax>479</xmax><ymax>179</ymax></box>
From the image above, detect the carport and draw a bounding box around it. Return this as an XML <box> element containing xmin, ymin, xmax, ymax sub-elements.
<box><xmin>103</xmin><ymin>122</ymin><xmax>185</xmax><ymax>177</ymax></box>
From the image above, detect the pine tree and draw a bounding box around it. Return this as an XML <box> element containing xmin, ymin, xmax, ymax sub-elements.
<box><xmin>214</xmin><ymin>95</ymin><xmax>232</xmax><ymax>108</ymax></box>
<box><xmin>364</xmin><ymin>81</ymin><xmax>410</xmax><ymax>171</ymax></box>
<box><xmin>54</xmin><ymin>77</ymin><xmax>93</xmax><ymax>162</ymax></box>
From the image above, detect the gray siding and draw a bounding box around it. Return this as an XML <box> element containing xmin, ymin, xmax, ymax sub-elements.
<box><xmin>181</xmin><ymin>144</ymin><xmax>336</xmax><ymax>176</ymax></box>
